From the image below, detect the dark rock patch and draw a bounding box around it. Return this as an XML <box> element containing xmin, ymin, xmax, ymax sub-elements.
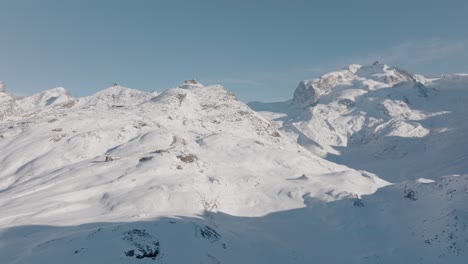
<box><xmin>200</xmin><ymin>226</ymin><xmax>221</xmax><ymax>242</ymax></box>
<box><xmin>139</xmin><ymin>156</ymin><xmax>153</xmax><ymax>162</ymax></box>
<box><xmin>123</xmin><ymin>229</ymin><xmax>161</xmax><ymax>260</ymax></box>
<box><xmin>177</xmin><ymin>154</ymin><xmax>198</xmax><ymax>163</ymax></box>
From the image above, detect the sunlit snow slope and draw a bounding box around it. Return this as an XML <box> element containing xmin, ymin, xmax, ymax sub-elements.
<box><xmin>0</xmin><ymin>74</ymin><xmax>467</xmax><ymax>263</ymax></box>
<box><xmin>250</xmin><ymin>62</ymin><xmax>468</xmax><ymax>182</ymax></box>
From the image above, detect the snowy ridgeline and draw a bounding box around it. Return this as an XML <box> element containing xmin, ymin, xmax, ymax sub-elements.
<box><xmin>0</xmin><ymin>68</ymin><xmax>467</xmax><ymax>263</ymax></box>
<box><xmin>251</xmin><ymin>62</ymin><xmax>468</xmax><ymax>182</ymax></box>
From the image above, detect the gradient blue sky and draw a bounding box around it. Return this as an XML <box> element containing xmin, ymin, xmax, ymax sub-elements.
<box><xmin>1</xmin><ymin>0</ymin><xmax>467</xmax><ymax>102</ymax></box>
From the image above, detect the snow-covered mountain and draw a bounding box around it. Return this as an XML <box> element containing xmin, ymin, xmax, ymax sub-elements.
<box><xmin>1</xmin><ymin>72</ymin><xmax>467</xmax><ymax>263</ymax></box>
<box><xmin>251</xmin><ymin>62</ymin><xmax>468</xmax><ymax>182</ymax></box>
<box><xmin>76</xmin><ymin>85</ymin><xmax>157</xmax><ymax>109</ymax></box>
<box><xmin>16</xmin><ymin>87</ymin><xmax>75</xmax><ymax>112</ymax></box>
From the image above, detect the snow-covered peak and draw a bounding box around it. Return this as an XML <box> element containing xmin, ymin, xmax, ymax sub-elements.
<box><xmin>258</xmin><ymin>63</ymin><xmax>468</xmax><ymax>183</ymax></box>
<box><xmin>292</xmin><ymin>66</ymin><xmax>357</xmax><ymax>108</ymax></box>
<box><xmin>147</xmin><ymin>84</ymin><xmax>282</xmax><ymax>140</ymax></box>
<box><xmin>0</xmin><ymin>81</ymin><xmax>5</xmax><ymax>93</ymax></box>
<box><xmin>355</xmin><ymin>61</ymin><xmax>389</xmax><ymax>76</ymax></box>
<box><xmin>355</xmin><ymin>62</ymin><xmax>417</xmax><ymax>85</ymax></box>
<box><xmin>16</xmin><ymin>87</ymin><xmax>75</xmax><ymax>112</ymax></box>
<box><xmin>92</xmin><ymin>85</ymin><xmax>146</xmax><ymax>98</ymax></box>
<box><xmin>291</xmin><ymin>62</ymin><xmax>422</xmax><ymax>108</ymax></box>
<box><xmin>151</xmin><ymin>84</ymin><xmax>235</xmax><ymax>108</ymax></box>
<box><xmin>78</xmin><ymin>85</ymin><xmax>156</xmax><ymax>109</ymax></box>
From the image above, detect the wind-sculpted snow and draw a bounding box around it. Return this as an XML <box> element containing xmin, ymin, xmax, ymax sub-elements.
<box><xmin>1</xmin><ymin>71</ymin><xmax>467</xmax><ymax>263</ymax></box>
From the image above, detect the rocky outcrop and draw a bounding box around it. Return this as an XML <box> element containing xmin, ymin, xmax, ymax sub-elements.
<box><xmin>292</xmin><ymin>80</ymin><xmax>320</xmax><ymax>108</ymax></box>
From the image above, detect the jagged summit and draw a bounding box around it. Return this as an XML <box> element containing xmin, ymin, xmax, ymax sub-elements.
<box><xmin>356</xmin><ymin>63</ymin><xmax>417</xmax><ymax>85</ymax></box>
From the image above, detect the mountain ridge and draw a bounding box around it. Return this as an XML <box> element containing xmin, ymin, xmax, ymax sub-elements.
<box><xmin>1</xmin><ymin>65</ymin><xmax>467</xmax><ymax>263</ymax></box>
<box><xmin>251</xmin><ymin>62</ymin><xmax>468</xmax><ymax>181</ymax></box>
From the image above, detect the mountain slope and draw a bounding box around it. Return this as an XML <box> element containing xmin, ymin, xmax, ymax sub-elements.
<box><xmin>1</xmin><ymin>174</ymin><xmax>466</xmax><ymax>264</ymax></box>
<box><xmin>251</xmin><ymin>63</ymin><xmax>468</xmax><ymax>182</ymax></box>
<box><xmin>1</xmin><ymin>75</ymin><xmax>467</xmax><ymax>263</ymax></box>
<box><xmin>0</xmin><ymin>82</ymin><xmax>385</xmax><ymax>229</ymax></box>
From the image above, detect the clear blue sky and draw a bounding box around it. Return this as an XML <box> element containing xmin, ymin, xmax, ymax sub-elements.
<box><xmin>1</xmin><ymin>0</ymin><xmax>467</xmax><ymax>102</ymax></box>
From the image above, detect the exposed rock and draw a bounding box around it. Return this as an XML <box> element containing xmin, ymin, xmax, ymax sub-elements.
<box><xmin>139</xmin><ymin>156</ymin><xmax>153</xmax><ymax>162</ymax></box>
<box><xmin>270</xmin><ymin>131</ymin><xmax>281</xmax><ymax>137</ymax></box>
<box><xmin>177</xmin><ymin>154</ymin><xmax>198</xmax><ymax>163</ymax></box>
<box><xmin>200</xmin><ymin>225</ymin><xmax>221</xmax><ymax>242</ymax></box>
<box><xmin>338</xmin><ymin>98</ymin><xmax>355</xmax><ymax>107</ymax></box>
<box><xmin>179</xmin><ymin>79</ymin><xmax>204</xmax><ymax>89</ymax></box>
<box><xmin>292</xmin><ymin>81</ymin><xmax>320</xmax><ymax>108</ymax></box>
<box><xmin>123</xmin><ymin>229</ymin><xmax>160</xmax><ymax>260</ymax></box>
<box><xmin>353</xmin><ymin>198</ymin><xmax>364</xmax><ymax>207</ymax></box>
<box><xmin>404</xmin><ymin>185</ymin><xmax>418</xmax><ymax>201</ymax></box>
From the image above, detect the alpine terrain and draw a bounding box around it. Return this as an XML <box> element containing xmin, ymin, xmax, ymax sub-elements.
<box><xmin>1</xmin><ymin>63</ymin><xmax>467</xmax><ymax>263</ymax></box>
